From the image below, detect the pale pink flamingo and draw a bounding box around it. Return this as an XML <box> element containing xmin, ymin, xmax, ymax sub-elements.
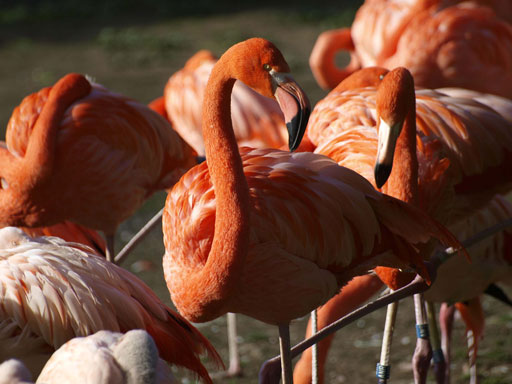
<box><xmin>0</xmin><ymin>227</ymin><xmax>221</xmax><ymax>382</ymax></box>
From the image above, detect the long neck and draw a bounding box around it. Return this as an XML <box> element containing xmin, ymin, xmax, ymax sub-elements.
<box><xmin>383</xmin><ymin>108</ymin><xmax>418</xmax><ymax>205</ymax></box>
<box><xmin>22</xmin><ymin>74</ymin><xmax>91</xmax><ymax>185</ymax></box>
<box><xmin>179</xmin><ymin>56</ymin><xmax>251</xmax><ymax>321</ymax></box>
<box><xmin>310</xmin><ymin>28</ymin><xmax>361</xmax><ymax>90</ymax></box>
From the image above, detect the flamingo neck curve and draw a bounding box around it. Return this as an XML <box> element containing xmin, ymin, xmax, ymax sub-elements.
<box><xmin>172</xmin><ymin>49</ymin><xmax>252</xmax><ymax>322</ymax></box>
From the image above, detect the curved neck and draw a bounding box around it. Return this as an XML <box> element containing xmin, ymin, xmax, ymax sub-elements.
<box><xmin>383</xmin><ymin>108</ymin><xmax>418</xmax><ymax>205</ymax></box>
<box><xmin>181</xmin><ymin>53</ymin><xmax>251</xmax><ymax>321</ymax></box>
<box><xmin>22</xmin><ymin>74</ymin><xmax>91</xmax><ymax>184</ymax></box>
<box><xmin>310</xmin><ymin>28</ymin><xmax>361</xmax><ymax>90</ymax></box>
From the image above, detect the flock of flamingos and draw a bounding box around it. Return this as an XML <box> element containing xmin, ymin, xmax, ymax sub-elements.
<box><xmin>1</xmin><ymin>0</ymin><xmax>512</xmax><ymax>383</ymax></box>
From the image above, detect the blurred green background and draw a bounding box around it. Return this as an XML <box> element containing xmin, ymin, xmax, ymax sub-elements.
<box><xmin>1</xmin><ymin>1</ymin><xmax>511</xmax><ymax>383</ymax></box>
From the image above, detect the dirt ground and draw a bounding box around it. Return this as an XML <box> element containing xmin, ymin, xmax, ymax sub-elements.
<box><xmin>1</xmin><ymin>1</ymin><xmax>511</xmax><ymax>383</ymax></box>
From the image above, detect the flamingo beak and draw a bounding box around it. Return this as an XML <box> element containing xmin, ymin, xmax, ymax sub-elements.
<box><xmin>375</xmin><ymin>117</ymin><xmax>402</xmax><ymax>188</ymax></box>
<box><xmin>271</xmin><ymin>71</ymin><xmax>311</xmax><ymax>151</ymax></box>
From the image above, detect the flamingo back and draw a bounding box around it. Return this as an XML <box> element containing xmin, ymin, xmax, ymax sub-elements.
<box><xmin>20</xmin><ymin>221</ymin><xmax>106</xmax><ymax>257</ymax></box>
<box><xmin>309</xmin><ymin>86</ymin><xmax>512</xmax><ymax>223</ymax></box>
<box><xmin>386</xmin><ymin>5</ymin><xmax>512</xmax><ymax>97</ymax></box>
<box><xmin>424</xmin><ymin>195</ymin><xmax>512</xmax><ymax>303</ymax></box>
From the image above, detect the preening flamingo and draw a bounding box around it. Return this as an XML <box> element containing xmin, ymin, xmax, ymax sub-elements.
<box><xmin>161</xmin><ymin>37</ymin><xmax>462</xmax><ymax>383</ymax></box>
<box><xmin>294</xmin><ymin>67</ymin><xmax>512</xmax><ymax>383</ymax></box>
<box><xmin>0</xmin><ymin>330</ymin><xmax>176</xmax><ymax>384</ymax></box>
<box><xmin>161</xmin><ymin>49</ymin><xmax>288</xmax><ymax>156</ymax></box>
<box><xmin>36</xmin><ymin>330</ymin><xmax>175</xmax><ymax>384</ymax></box>
<box><xmin>2</xmin><ymin>73</ymin><xmax>197</xmax><ymax>260</ymax></box>
<box><xmin>0</xmin><ymin>227</ymin><xmax>221</xmax><ymax>382</ymax></box>
<box><xmin>310</xmin><ymin>0</ymin><xmax>512</xmax><ymax>98</ymax></box>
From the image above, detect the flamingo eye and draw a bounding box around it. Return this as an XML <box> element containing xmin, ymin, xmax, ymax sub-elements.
<box><xmin>379</xmin><ymin>74</ymin><xmax>385</xmax><ymax>80</ymax></box>
<box><xmin>263</xmin><ymin>64</ymin><xmax>271</xmax><ymax>71</ymax></box>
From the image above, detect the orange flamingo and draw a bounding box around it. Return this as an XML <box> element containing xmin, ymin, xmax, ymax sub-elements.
<box><xmin>310</xmin><ymin>1</ymin><xmax>512</xmax><ymax>98</ymax></box>
<box><xmin>160</xmin><ymin>38</ymin><xmax>462</xmax><ymax>383</ymax></box>
<box><xmin>159</xmin><ymin>49</ymin><xmax>287</xmax><ymax>156</ymax></box>
<box><xmin>20</xmin><ymin>221</ymin><xmax>106</xmax><ymax>257</ymax></box>
<box><xmin>2</xmin><ymin>73</ymin><xmax>197</xmax><ymax>261</ymax></box>
<box><xmin>294</xmin><ymin>67</ymin><xmax>512</xmax><ymax>383</ymax></box>
<box><xmin>151</xmin><ymin>49</ymin><xmax>290</xmax><ymax>377</ymax></box>
<box><xmin>0</xmin><ymin>226</ymin><xmax>221</xmax><ymax>382</ymax></box>
<box><xmin>294</xmin><ymin>195</ymin><xmax>512</xmax><ymax>384</ymax></box>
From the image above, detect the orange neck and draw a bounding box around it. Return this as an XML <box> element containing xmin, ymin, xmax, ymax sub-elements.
<box><xmin>176</xmin><ymin>49</ymin><xmax>251</xmax><ymax>322</ymax></box>
<box><xmin>23</xmin><ymin>74</ymin><xmax>91</xmax><ymax>184</ymax></box>
<box><xmin>310</xmin><ymin>28</ymin><xmax>361</xmax><ymax>90</ymax></box>
<box><xmin>0</xmin><ymin>74</ymin><xmax>90</xmax><ymax>227</ymax></box>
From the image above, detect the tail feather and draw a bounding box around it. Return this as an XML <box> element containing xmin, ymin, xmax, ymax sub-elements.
<box><xmin>370</xmin><ymin>195</ymin><xmax>467</xmax><ymax>283</ymax></box>
<box><xmin>143</xmin><ymin>309</ymin><xmax>223</xmax><ymax>383</ymax></box>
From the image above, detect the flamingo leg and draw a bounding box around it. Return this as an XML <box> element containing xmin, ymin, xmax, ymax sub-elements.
<box><xmin>294</xmin><ymin>274</ymin><xmax>383</xmax><ymax>384</ymax></box>
<box><xmin>211</xmin><ymin>313</ymin><xmax>243</xmax><ymax>379</ymax></box>
<box><xmin>227</xmin><ymin>312</ymin><xmax>242</xmax><ymax>376</ymax></box>
<box><xmin>467</xmin><ymin>329</ymin><xmax>478</xmax><ymax>384</ymax></box>
<box><xmin>412</xmin><ymin>293</ymin><xmax>433</xmax><ymax>384</ymax></box>
<box><xmin>114</xmin><ymin>208</ymin><xmax>164</xmax><ymax>265</ymax></box>
<box><xmin>105</xmin><ymin>233</ymin><xmax>115</xmax><ymax>263</ymax></box>
<box><xmin>260</xmin><ymin>274</ymin><xmax>431</xmax><ymax>384</ymax></box>
<box><xmin>439</xmin><ymin>303</ymin><xmax>455</xmax><ymax>384</ymax></box>
<box><xmin>426</xmin><ymin>301</ymin><xmax>446</xmax><ymax>384</ymax></box>
<box><xmin>311</xmin><ymin>309</ymin><xmax>318</xmax><ymax>384</ymax></box>
<box><xmin>376</xmin><ymin>299</ymin><xmax>398</xmax><ymax>384</ymax></box>
<box><xmin>279</xmin><ymin>323</ymin><xmax>293</xmax><ymax>384</ymax></box>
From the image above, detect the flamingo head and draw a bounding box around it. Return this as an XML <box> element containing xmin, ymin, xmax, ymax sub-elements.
<box><xmin>374</xmin><ymin>67</ymin><xmax>415</xmax><ymax>188</ymax></box>
<box><xmin>224</xmin><ymin>38</ymin><xmax>311</xmax><ymax>151</ymax></box>
<box><xmin>333</xmin><ymin>66</ymin><xmax>389</xmax><ymax>93</ymax></box>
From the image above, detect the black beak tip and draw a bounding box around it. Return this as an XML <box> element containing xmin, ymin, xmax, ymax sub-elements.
<box><xmin>287</xmin><ymin>107</ymin><xmax>311</xmax><ymax>152</ymax></box>
<box><xmin>196</xmin><ymin>156</ymin><xmax>206</xmax><ymax>164</ymax></box>
<box><xmin>375</xmin><ymin>163</ymin><xmax>392</xmax><ymax>189</ymax></box>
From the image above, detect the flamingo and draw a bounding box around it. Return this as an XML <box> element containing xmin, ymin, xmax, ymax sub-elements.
<box><xmin>0</xmin><ymin>226</ymin><xmax>221</xmax><ymax>382</ymax></box>
<box><xmin>151</xmin><ymin>48</ymin><xmax>291</xmax><ymax>376</ymax></box>
<box><xmin>160</xmin><ymin>37</ymin><xmax>463</xmax><ymax>383</ymax></box>
<box><xmin>293</xmin><ymin>195</ymin><xmax>512</xmax><ymax>384</ymax></box>
<box><xmin>294</xmin><ymin>67</ymin><xmax>512</xmax><ymax>383</ymax></box>
<box><xmin>1</xmin><ymin>73</ymin><xmax>197</xmax><ymax>261</ymax></box>
<box><xmin>20</xmin><ymin>221</ymin><xmax>106</xmax><ymax>257</ymax></box>
<box><xmin>310</xmin><ymin>0</ymin><xmax>512</xmax><ymax>98</ymax></box>
<box><xmin>37</xmin><ymin>330</ymin><xmax>175</xmax><ymax>384</ymax></box>
<box><xmin>0</xmin><ymin>330</ymin><xmax>176</xmax><ymax>384</ymax></box>
<box><xmin>160</xmin><ymin>49</ymin><xmax>288</xmax><ymax>156</ymax></box>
